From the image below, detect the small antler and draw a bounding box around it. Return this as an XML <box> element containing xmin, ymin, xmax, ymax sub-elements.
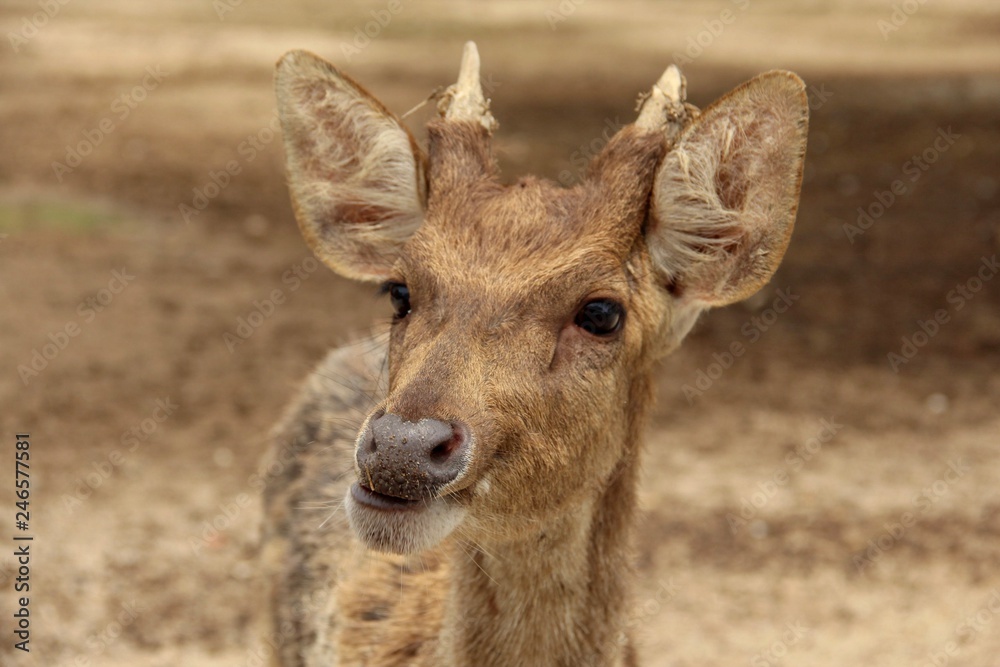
<box><xmin>438</xmin><ymin>41</ymin><xmax>498</xmax><ymax>133</ymax></box>
<box><xmin>634</xmin><ymin>64</ymin><xmax>693</xmax><ymax>143</ymax></box>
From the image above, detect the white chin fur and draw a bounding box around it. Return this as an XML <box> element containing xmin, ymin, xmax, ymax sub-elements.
<box><xmin>345</xmin><ymin>490</ymin><xmax>467</xmax><ymax>554</ymax></box>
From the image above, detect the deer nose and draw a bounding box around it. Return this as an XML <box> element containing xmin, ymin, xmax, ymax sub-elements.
<box><xmin>356</xmin><ymin>413</ymin><xmax>469</xmax><ymax>501</ymax></box>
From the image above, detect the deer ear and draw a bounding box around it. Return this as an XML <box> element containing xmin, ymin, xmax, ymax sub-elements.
<box><xmin>276</xmin><ymin>50</ymin><xmax>426</xmax><ymax>281</ymax></box>
<box><xmin>648</xmin><ymin>71</ymin><xmax>808</xmax><ymax>307</ymax></box>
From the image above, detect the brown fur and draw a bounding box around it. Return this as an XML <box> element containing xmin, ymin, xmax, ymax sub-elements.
<box><xmin>263</xmin><ymin>46</ymin><xmax>808</xmax><ymax>666</ymax></box>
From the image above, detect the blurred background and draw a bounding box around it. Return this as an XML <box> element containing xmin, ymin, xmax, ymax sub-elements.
<box><xmin>1</xmin><ymin>1</ymin><xmax>998</xmax><ymax>665</ymax></box>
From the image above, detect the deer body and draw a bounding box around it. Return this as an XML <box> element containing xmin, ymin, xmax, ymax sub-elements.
<box><xmin>262</xmin><ymin>43</ymin><xmax>808</xmax><ymax>666</ymax></box>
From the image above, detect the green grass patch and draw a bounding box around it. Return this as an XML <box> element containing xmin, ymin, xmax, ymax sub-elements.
<box><xmin>0</xmin><ymin>198</ymin><xmax>123</xmax><ymax>233</ymax></box>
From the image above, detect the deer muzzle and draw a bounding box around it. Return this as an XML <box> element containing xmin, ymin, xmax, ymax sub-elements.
<box><xmin>355</xmin><ymin>412</ymin><xmax>470</xmax><ymax>503</ymax></box>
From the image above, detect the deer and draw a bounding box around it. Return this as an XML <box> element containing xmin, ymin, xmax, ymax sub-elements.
<box><xmin>261</xmin><ymin>42</ymin><xmax>808</xmax><ymax>667</ymax></box>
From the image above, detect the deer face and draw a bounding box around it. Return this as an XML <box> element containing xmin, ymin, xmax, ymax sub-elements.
<box><xmin>276</xmin><ymin>44</ymin><xmax>808</xmax><ymax>554</ymax></box>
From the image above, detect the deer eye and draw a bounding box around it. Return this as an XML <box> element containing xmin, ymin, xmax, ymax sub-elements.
<box><xmin>386</xmin><ymin>283</ymin><xmax>411</xmax><ymax>320</ymax></box>
<box><xmin>574</xmin><ymin>299</ymin><xmax>624</xmax><ymax>336</ymax></box>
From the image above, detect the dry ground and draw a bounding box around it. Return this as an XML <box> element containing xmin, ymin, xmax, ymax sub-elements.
<box><xmin>0</xmin><ymin>1</ymin><xmax>999</xmax><ymax>666</ymax></box>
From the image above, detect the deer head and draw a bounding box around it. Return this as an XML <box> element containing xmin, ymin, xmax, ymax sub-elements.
<box><xmin>276</xmin><ymin>43</ymin><xmax>808</xmax><ymax>555</ymax></box>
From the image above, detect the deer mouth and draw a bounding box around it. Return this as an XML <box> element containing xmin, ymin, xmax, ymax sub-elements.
<box><xmin>346</xmin><ymin>482</ymin><xmax>467</xmax><ymax>554</ymax></box>
<box><xmin>350</xmin><ymin>482</ymin><xmax>424</xmax><ymax>511</ymax></box>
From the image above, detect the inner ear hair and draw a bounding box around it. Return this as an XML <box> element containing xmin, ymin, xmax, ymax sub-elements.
<box><xmin>647</xmin><ymin>70</ymin><xmax>809</xmax><ymax>308</ymax></box>
<box><xmin>275</xmin><ymin>50</ymin><xmax>427</xmax><ymax>282</ymax></box>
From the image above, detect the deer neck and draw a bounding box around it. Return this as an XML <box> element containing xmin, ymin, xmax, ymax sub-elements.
<box><xmin>439</xmin><ymin>379</ymin><xmax>651</xmax><ymax>667</ymax></box>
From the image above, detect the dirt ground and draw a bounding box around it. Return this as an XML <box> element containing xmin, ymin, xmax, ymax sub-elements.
<box><xmin>1</xmin><ymin>1</ymin><xmax>999</xmax><ymax>665</ymax></box>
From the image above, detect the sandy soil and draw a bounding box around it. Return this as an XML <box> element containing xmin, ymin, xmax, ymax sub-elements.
<box><xmin>0</xmin><ymin>1</ymin><xmax>999</xmax><ymax>665</ymax></box>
